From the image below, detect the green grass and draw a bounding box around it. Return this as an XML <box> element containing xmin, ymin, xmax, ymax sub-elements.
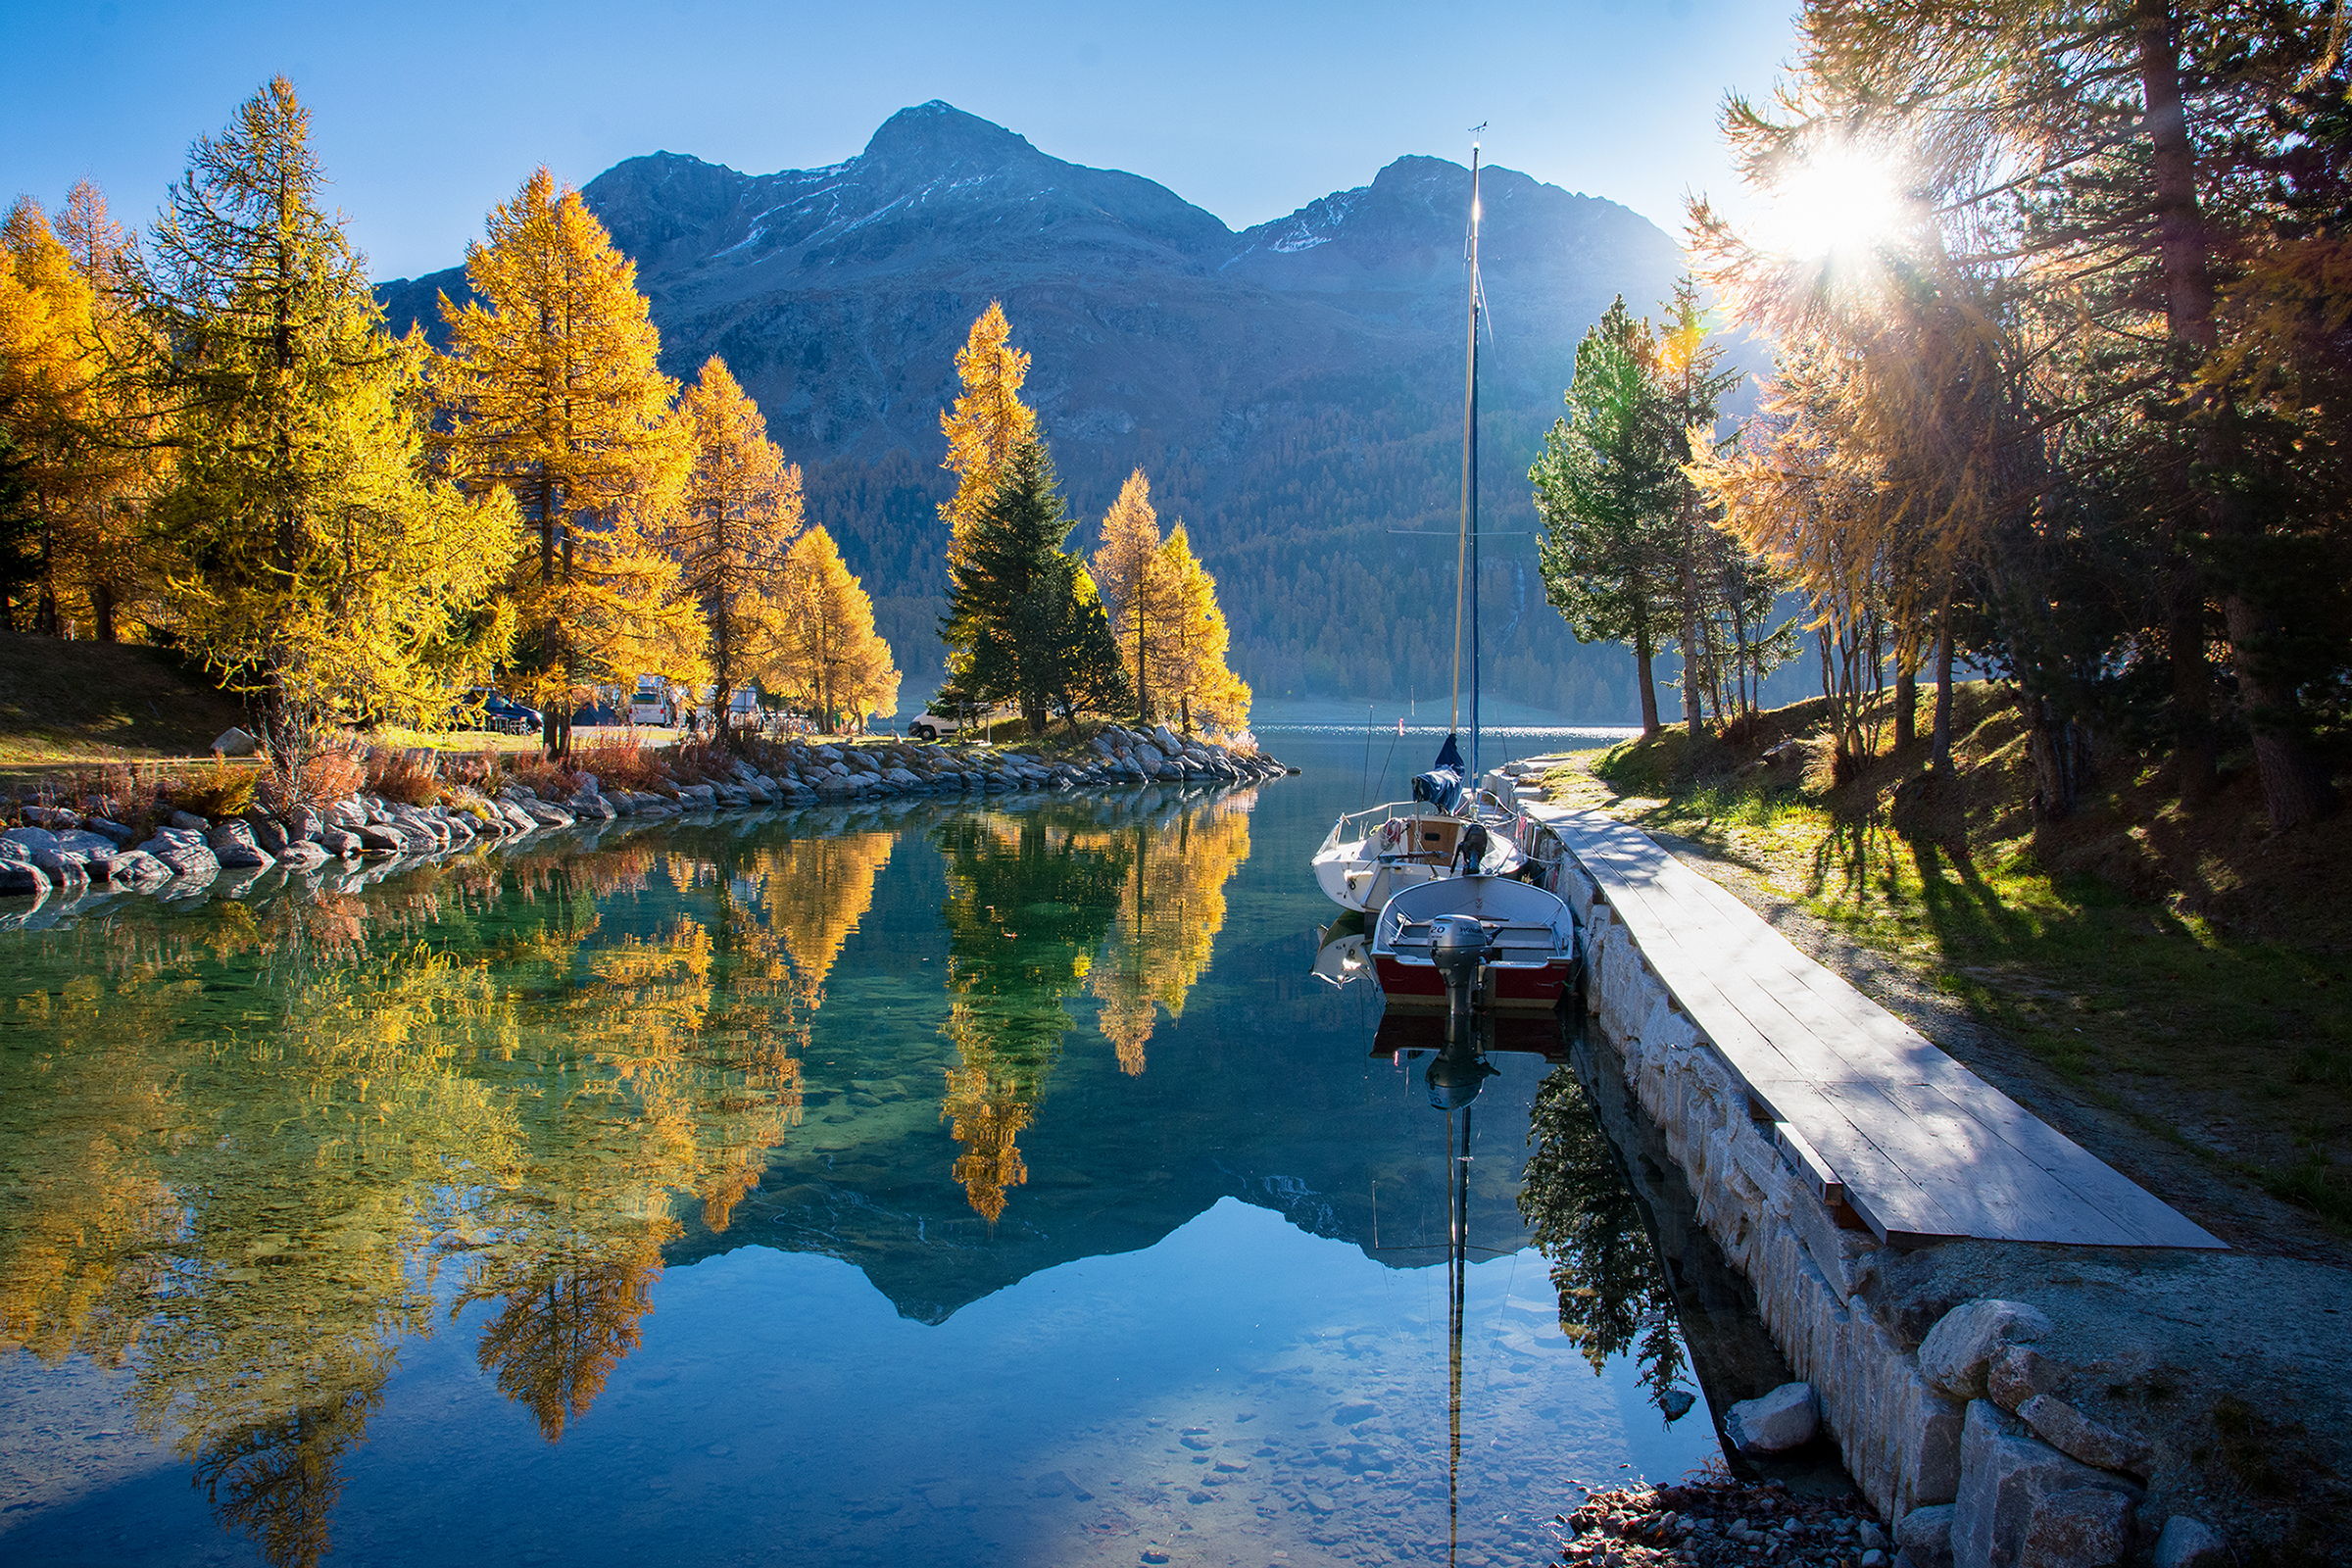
<box><xmin>1559</xmin><ymin>690</ymin><xmax>2352</xmax><ymax>1237</ymax></box>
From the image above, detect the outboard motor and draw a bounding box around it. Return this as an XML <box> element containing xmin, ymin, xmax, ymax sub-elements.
<box><xmin>1429</xmin><ymin>913</ymin><xmax>1491</xmax><ymax>1025</ymax></box>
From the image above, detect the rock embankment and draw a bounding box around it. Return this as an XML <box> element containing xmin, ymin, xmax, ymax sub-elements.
<box><xmin>0</xmin><ymin>726</ymin><xmax>1290</xmax><ymax>910</ymax></box>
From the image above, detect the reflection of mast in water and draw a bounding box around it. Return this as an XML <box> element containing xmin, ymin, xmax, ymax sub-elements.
<box><xmin>1446</xmin><ymin>1100</ymin><xmax>1469</xmax><ymax>1568</ymax></box>
<box><xmin>1425</xmin><ymin>1014</ymin><xmax>1494</xmax><ymax>1568</ymax></box>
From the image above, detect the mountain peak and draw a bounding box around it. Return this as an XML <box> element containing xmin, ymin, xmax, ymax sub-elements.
<box><xmin>859</xmin><ymin>100</ymin><xmax>1038</xmax><ymax>173</ymax></box>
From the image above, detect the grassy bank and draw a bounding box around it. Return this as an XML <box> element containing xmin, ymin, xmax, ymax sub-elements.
<box><xmin>1544</xmin><ymin>682</ymin><xmax>2352</xmax><ymax>1248</ymax></box>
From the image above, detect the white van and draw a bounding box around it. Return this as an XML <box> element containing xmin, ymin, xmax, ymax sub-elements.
<box><xmin>629</xmin><ymin>681</ymin><xmax>675</xmax><ymax>727</ymax></box>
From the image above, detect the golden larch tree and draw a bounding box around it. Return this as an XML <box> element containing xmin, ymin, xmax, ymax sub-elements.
<box><xmin>434</xmin><ymin>167</ymin><xmax>695</xmax><ymax>755</ymax></box>
<box><xmin>775</xmin><ymin>526</ymin><xmax>900</xmax><ymax>732</ymax></box>
<box><xmin>0</xmin><ymin>185</ymin><xmax>154</xmax><ymax>641</ymax></box>
<box><xmin>133</xmin><ymin>79</ymin><xmax>520</xmax><ymax>769</ymax></box>
<box><xmin>662</xmin><ymin>356</ymin><xmax>803</xmax><ymax>737</ymax></box>
<box><xmin>938</xmin><ymin>300</ymin><xmax>1036</xmax><ymax>572</ymax></box>
<box><xmin>1156</xmin><ymin>524</ymin><xmax>1251</xmax><ymax>734</ymax></box>
<box><xmin>1090</xmin><ymin>467</ymin><xmax>1183</xmax><ymax>723</ymax></box>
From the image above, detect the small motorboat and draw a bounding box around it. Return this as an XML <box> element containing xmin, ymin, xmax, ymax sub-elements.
<box><xmin>1370</xmin><ymin>874</ymin><xmax>1578</xmax><ymax>1012</ymax></box>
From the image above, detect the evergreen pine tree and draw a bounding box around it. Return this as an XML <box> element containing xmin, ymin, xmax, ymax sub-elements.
<box><xmin>1531</xmin><ymin>297</ymin><xmax>1680</xmax><ymax>735</ymax></box>
<box><xmin>941</xmin><ymin>438</ymin><xmax>1130</xmax><ymax>734</ymax></box>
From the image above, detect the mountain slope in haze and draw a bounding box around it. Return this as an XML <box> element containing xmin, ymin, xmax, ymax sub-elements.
<box><xmin>381</xmin><ymin>102</ymin><xmax>1738</xmax><ymax>719</ymax></box>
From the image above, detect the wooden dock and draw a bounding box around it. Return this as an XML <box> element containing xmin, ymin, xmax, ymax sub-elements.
<box><xmin>1526</xmin><ymin>803</ymin><xmax>2225</xmax><ymax>1251</ymax></box>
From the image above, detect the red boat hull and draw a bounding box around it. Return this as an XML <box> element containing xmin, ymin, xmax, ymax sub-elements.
<box><xmin>1374</xmin><ymin>955</ymin><xmax>1571</xmax><ymax>1007</ymax></box>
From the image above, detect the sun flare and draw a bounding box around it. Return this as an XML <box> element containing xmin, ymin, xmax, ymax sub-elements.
<box><xmin>1760</xmin><ymin>144</ymin><xmax>1911</xmax><ymax>262</ymax></box>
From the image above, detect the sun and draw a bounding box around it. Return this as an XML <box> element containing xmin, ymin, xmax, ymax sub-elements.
<box><xmin>1759</xmin><ymin>143</ymin><xmax>1912</xmax><ymax>263</ymax></box>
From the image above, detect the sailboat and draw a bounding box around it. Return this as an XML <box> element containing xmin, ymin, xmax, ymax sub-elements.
<box><xmin>1311</xmin><ymin>134</ymin><xmax>1579</xmax><ymax>1007</ymax></box>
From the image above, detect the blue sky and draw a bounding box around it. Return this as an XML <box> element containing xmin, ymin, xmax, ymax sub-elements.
<box><xmin>3</xmin><ymin>0</ymin><xmax>1799</xmax><ymax>282</ymax></box>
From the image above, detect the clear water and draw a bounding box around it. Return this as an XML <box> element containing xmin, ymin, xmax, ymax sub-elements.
<box><xmin>0</xmin><ymin>735</ymin><xmax>1734</xmax><ymax>1568</ymax></box>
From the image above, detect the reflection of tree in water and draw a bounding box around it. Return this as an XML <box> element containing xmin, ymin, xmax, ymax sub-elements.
<box><xmin>1517</xmin><ymin>1067</ymin><xmax>1694</xmax><ymax>1419</ymax></box>
<box><xmin>0</xmin><ymin>845</ymin><xmax>814</xmax><ymax>1566</ymax></box>
<box><xmin>468</xmin><ymin>1241</ymin><xmax>663</xmax><ymax>1442</ymax></box>
<box><xmin>733</xmin><ymin>830</ymin><xmax>897</xmax><ymax>1005</ymax></box>
<box><xmin>190</xmin><ymin>1370</ymin><xmax>382</xmax><ymax>1568</ymax></box>
<box><xmin>1089</xmin><ymin>792</ymin><xmax>1253</xmax><ymax>1074</ymax></box>
<box><xmin>936</xmin><ymin>811</ymin><xmax>1131</xmax><ymax>1220</ymax></box>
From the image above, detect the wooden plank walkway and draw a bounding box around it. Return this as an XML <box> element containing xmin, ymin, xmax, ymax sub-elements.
<box><xmin>1525</xmin><ymin>803</ymin><xmax>2225</xmax><ymax>1250</ymax></box>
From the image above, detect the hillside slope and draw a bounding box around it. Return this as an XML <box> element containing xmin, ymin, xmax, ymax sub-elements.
<box><xmin>380</xmin><ymin>102</ymin><xmax>1747</xmax><ymax>716</ymax></box>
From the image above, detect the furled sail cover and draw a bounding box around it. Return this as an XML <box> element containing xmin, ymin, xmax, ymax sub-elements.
<box><xmin>1410</xmin><ymin>732</ymin><xmax>1466</xmax><ymax>813</ymax></box>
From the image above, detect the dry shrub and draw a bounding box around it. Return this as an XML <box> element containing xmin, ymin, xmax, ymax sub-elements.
<box><xmin>366</xmin><ymin>747</ymin><xmax>445</xmax><ymax>806</ymax></box>
<box><xmin>568</xmin><ymin>737</ymin><xmax>664</xmax><ymax>792</ymax></box>
<box><xmin>441</xmin><ymin>750</ymin><xmax>504</xmax><ymax>790</ymax></box>
<box><xmin>168</xmin><ymin>758</ymin><xmax>259</xmax><ymax>820</ymax></box>
<box><xmin>258</xmin><ymin>748</ymin><xmax>367</xmax><ymax>816</ymax></box>
<box><xmin>504</xmin><ymin>755</ymin><xmax>579</xmax><ymax>800</ymax></box>
<box><xmin>662</xmin><ymin>736</ymin><xmax>737</xmax><ymax>785</ymax></box>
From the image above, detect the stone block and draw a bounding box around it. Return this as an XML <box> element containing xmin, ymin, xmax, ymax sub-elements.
<box><xmin>106</xmin><ymin>849</ymin><xmax>172</xmax><ymax>885</ymax></box>
<box><xmin>1727</xmin><ymin>1381</ymin><xmax>1818</xmax><ymax>1453</ymax></box>
<box><xmin>1899</xmin><ymin>1388</ymin><xmax>1969</xmax><ymax>1507</ymax></box>
<box><xmin>1953</xmin><ymin>1400</ymin><xmax>2138</xmax><ymax>1568</ymax></box>
<box><xmin>1897</xmin><ymin>1503</ymin><xmax>1956</xmax><ymax>1568</ymax></box>
<box><xmin>2150</xmin><ymin>1516</ymin><xmax>2226</xmax><ymax>1568</ymax></box>
<box><xmin>2021</xmin><ymin>1487</ymin><xmax>2132</xmax><ymax>1568</ymax></box>
<box><xmin>3</xmin><ymin>826</ymin><xmax>58</xmax><ymax>856</ymax></box>
<box><xmin>318</xmin><ymin>827</ymin><xmax>363</xmax><ymax>858</ymax></box>
<box><xmin>1987</xmin><ymin>1347</ymin><xmax>2060</xmax><ymax>1412</ymax></box>
<box><xmin>1921</xmin><ymin>1299</ymin><xmax>2054</xmax><ymax>1400</ymax></box>
<box><xmin>168</xmin><ymin>809</ymin><xmax>211</xmax><ymax>832</ymax></box>
<box><xmin>247</xmin><ymin>814</ymin><xmax>291</xmax><ymax>856</ymax></box>
<box><xmin>211</xmin><ymin>725</ymin><xmax>259</xmax><ymax>757</ymax></box>
<box><xmin>2017</xmin><ymin>1395</ymin><xmax>2152</xmax><ymax>1478</ymax></box>
<box><xmin>356</xmin><ymin>824</ymin><xmax>408</xmax><ymax>855</ymax></box>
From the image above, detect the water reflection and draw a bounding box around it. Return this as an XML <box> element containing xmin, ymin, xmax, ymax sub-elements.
<box><xmin>0</xmin><ymin>777</ymin><xmax>1759</xmax><ymax>1568</ymax></box>
<box><xmin>1520</xmin><ymin>1065</ymin><xmax>1696</xmax><ymax>1423</ymax></box>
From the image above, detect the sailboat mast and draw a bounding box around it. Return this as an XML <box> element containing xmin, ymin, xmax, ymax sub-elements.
<box><xmin>1449</xmin><ymin>138</ymin><xmax>1485</xmax><ymax>780</ymax></box>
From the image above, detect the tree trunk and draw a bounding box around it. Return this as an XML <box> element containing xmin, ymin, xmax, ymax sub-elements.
<box><xmin>2027</xmin><ymin>697</ymin><xmax>2090</xmax><ymax>822</ymax></box>
<box><xmin>1634</xmin><ymin>623</ymin><xmax>1660</xmax><ymax>736</ymax></box>
<box><xmin>90</xmin><ymin>582</ymin><xmax>118</xmax><ymax>643</ymax></box>
<box><xmin>2136</xmin><ymin>0</ymin><xmax>2331</xmax><ymax>825</ymax></box>
<box><xmin>1931</xmin><ymin>606</ymin><xmax>1956</xmax><ymax>775</ymax></box>
<box><xmin>1680</xmin><ymin>516</ymin><xmax>1704</xmax><ymax>741</ymax></box>
<box><xmin>1895</xmin><ymin>662</ymin><xmax>1917</xmax><ymax>752</ymax></box>
<box><xmin>2224</xmin><ymin>592</ymin><xmax>2339</xmax><ymax>826</ymax></box>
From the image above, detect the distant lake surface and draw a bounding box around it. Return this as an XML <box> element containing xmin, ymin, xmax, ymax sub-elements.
<box><xmin>0</xmin><ymin>734</ymin><xmax>1732</xmax><ymax>1568</ymax></box>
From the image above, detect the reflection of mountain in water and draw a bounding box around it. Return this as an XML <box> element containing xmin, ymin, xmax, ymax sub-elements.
<box><xmin>670</xmin><ymin>789</ymin><xmax>1550</xmax><ymax>1323</ymax></box>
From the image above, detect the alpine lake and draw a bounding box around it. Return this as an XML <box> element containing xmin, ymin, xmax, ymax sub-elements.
<box><xmin>0</xmin><ymin>731</ymin><xmax>1825</xmax><ymax>1568</ymax></box>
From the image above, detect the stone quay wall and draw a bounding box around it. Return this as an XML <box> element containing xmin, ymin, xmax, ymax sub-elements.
<box><xmin>1551</xmin><ymin>847</ymin><xmax>2222</xmax><ymax>1568</ymax></box>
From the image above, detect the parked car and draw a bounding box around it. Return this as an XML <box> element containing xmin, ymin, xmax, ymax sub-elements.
<box><xmin>906</xmin><ymin>702</ymin><xmax>1006</xmax><ymax>742</ymax></box>
<box><xmin>455</xmin><ymin>688</ymin><xmax>542</xmax><ymax>735</ymax></box>
<box><xmin>628</xmin><ymin>690</ymin><xmax>676</xmax><ymax>727</ymax></box>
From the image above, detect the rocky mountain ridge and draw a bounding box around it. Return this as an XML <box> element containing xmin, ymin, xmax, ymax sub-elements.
<box><xmin>379</xmin><ymin>102</ymin><xmax>1703</xmax><ymax>716</ymax></box>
